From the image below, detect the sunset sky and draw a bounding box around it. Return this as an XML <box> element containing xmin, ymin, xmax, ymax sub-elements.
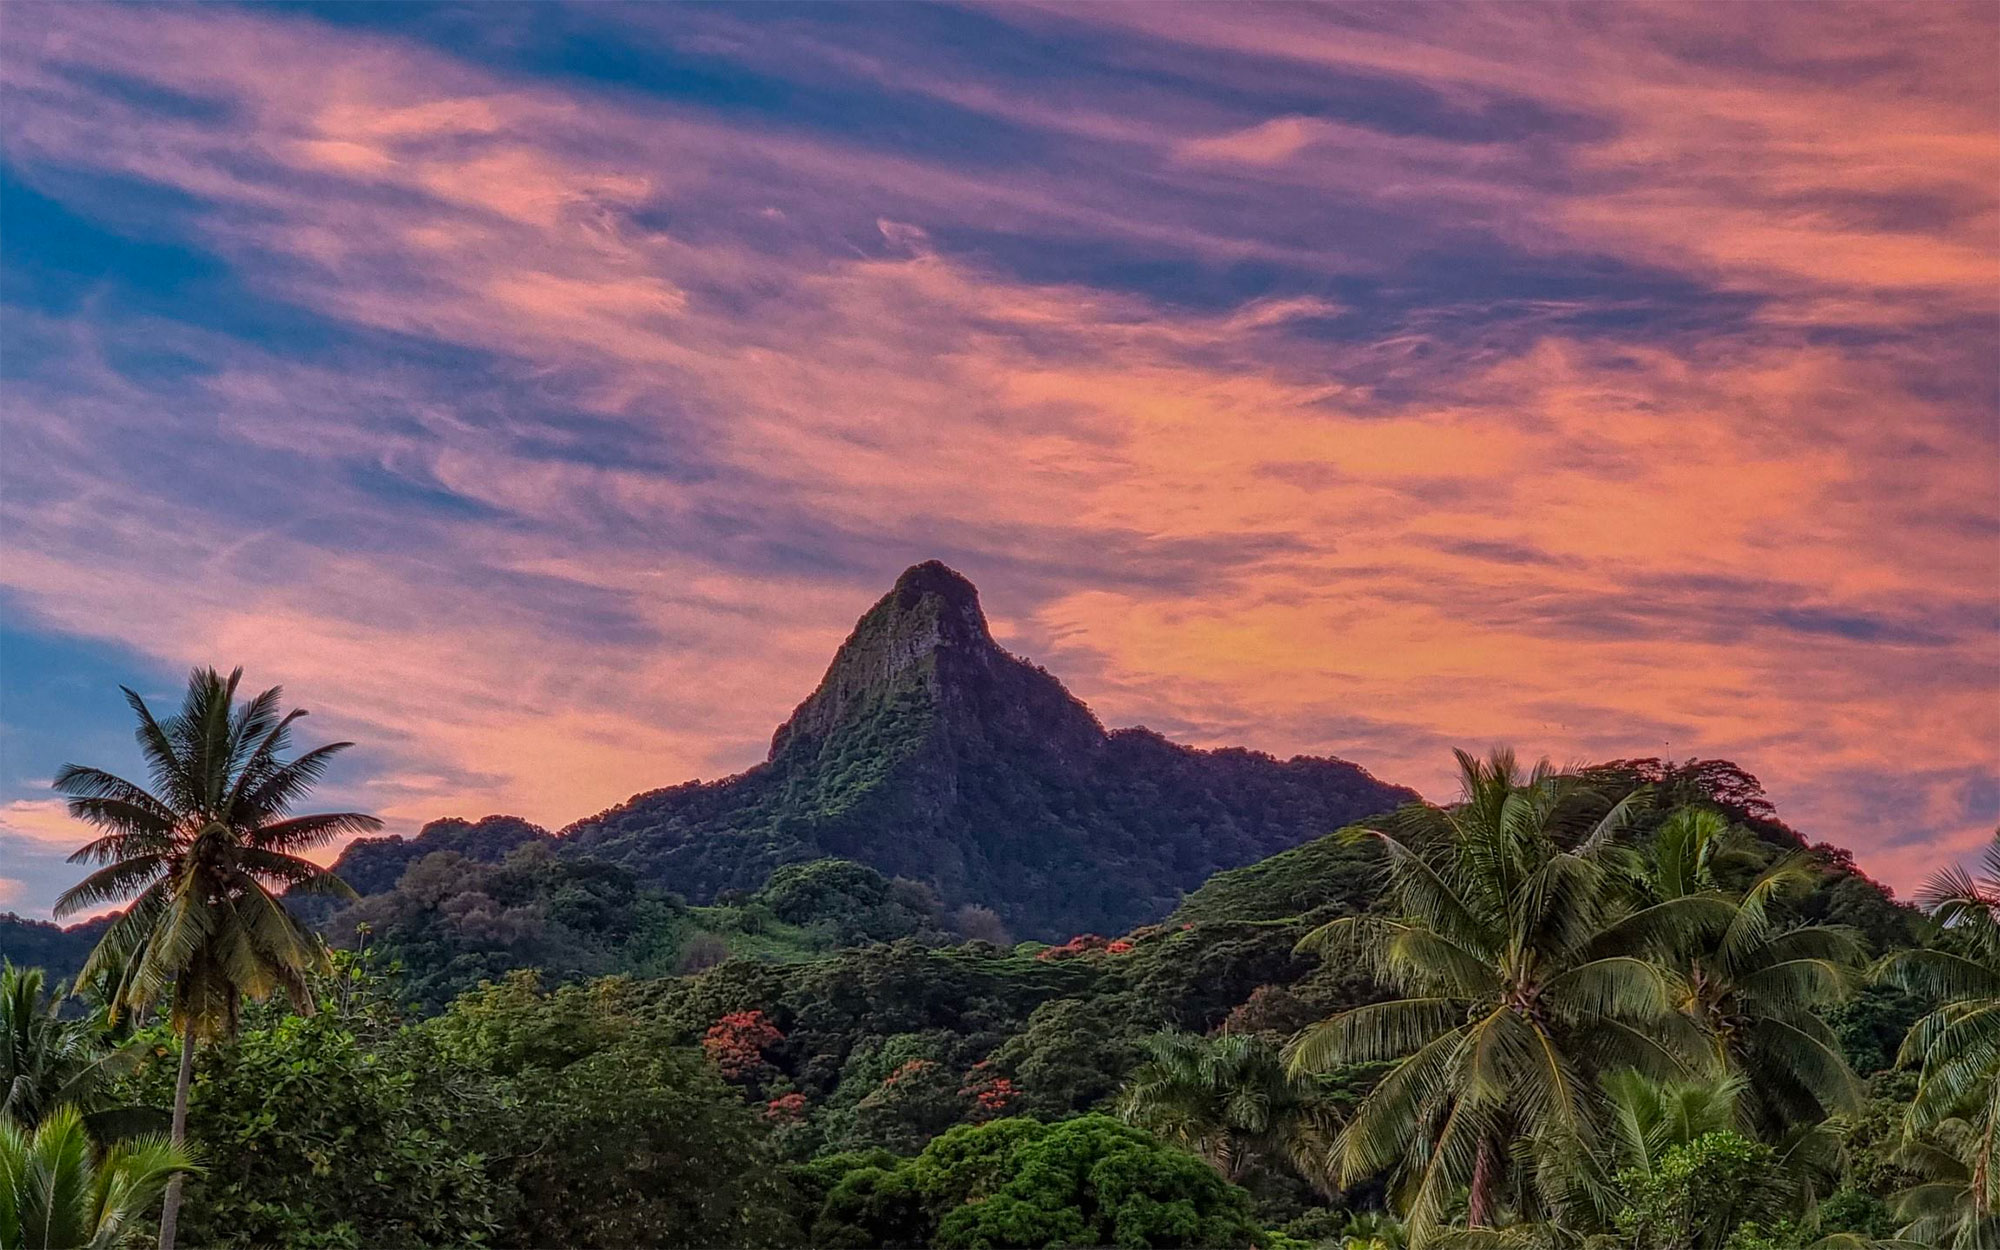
<box><xmin>2</xmin><ymin>1</ymin><xmax>1995</xmax><ymax>917</ymax></box>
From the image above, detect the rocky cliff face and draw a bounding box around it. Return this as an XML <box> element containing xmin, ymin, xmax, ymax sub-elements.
<box><xmin>770</xmin><ymin>561</ymin><xmax>1102</xmax><ymax>760</ymax></box>
<box><xmin>562</xmin><ymin>562</ymin><xmax>1417</xmax><ymax>937</ymax></box>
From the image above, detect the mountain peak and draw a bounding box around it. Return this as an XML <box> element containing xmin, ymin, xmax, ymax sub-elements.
<box><xmin>892</xmin><ymin>559</ymin><xmax>980</xmax><ymax>607</ymax></box>
<box><xmin>563</xmin><ymin>562</ymin><xmax>1420</xmax><ymax>937</ymax></box>
<box><xmin>766</xmin><ymin>561</ymin><xmax>1089</xmax><ymax>762</ymax></box>
<box><xmin>871</xmin><ymin>559</ymin><xmax>993</xmax><ymax>651</ymax></box>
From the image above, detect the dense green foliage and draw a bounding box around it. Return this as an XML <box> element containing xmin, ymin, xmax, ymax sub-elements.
<box><xmin>95</xmin><ymin>954</ymin><xmax>1281</xmax><ymax>1249</ymax></box>
<box><xmin>759</xmin><ymin>858</ymin><xmax>953</xmax><ymax>947</ymax></box>
<box><xmin>804</xmin><ymin>1115</ymin><xmax>1268</xmax><ymax>1249</ymax></box>
<box><xmin>318</xmin><ymin>849</ymin><xmax>953</xmax><ymax>1012</ymax></box>
<box><xmin>322</xmin><ymin>844</ymin><xmax>685</xmax><ymax>1012</ymax></box>
<box><xmin>0</xmin><ymin>963</ymin><xmax>142</xmax><ymax>1132</ymax></box>
<box><xmin>429</xmin><ymin>973</ymin><xmax>796</xmax><ymax>1249</ymax></box>
<box><xmin>114</xmin><ymin>956</ymin><xmax>796</xmax><ymax>1249</ymax></box>
<box><xmin>617</xmin><ymin>910</ymin><xmax>1358</xmax><ymax>1168</ymax></box>
<box><xmin>314</xmin><ymin>815</ymin><xmax>553</xmax><ymax>897</ymax></box>
<box><xmin>1613</xmin><ymin>1129</ymin><xmax>1794</xmax><ymax>1250</ymax></box>
<box><xmin>124</xmin><ymin>971</ymin><xmax>503</xmax><ymax>1249</ymax></box>
<box><xmin>0</xmin><ymin>1104</ymin><xmax>192</xmax><ymax>1250</ymax></box>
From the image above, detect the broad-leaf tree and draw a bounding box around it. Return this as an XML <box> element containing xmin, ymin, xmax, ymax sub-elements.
<box><xmin>51</xmin><ymin>667</ymin><xmax>374</xmax><ymax>1250</ymax></box>
<box><xmin>1602</xmin><ymin>1070</ymin><xmax>1842</xmax><ymax>1225</ymax></box>
<box><xmin>1286</xmin><ymin>748</ymin><xmax>1712</xmax><ymax>1246</ymax></box>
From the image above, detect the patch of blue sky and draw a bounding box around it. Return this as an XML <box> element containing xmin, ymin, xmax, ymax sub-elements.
<box><xmin>271</xmin><ymin>1</ymin><xmax>1057</xmax><ymax>169</ymax></box>
<box><xmin>1</xmin><ymin>162</ymin><xmax>519</xmax><ymax>381</ymax></box>
<box><xmin>0</xmin><ymin>604</ymin><xmax>181</xmax><ymax>795</ymax></box>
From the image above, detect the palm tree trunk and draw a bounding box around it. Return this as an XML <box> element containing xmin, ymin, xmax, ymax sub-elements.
<box><xmin>1467</xmin><ymin>1133</ymin><xmax>1496</xmax><ymax>1228</ymax></box>
<box><xmin>1979</xmin><ymin>1113</ymin><xmax>1994</xmax><ymax>1216</ymax></box>
<box><xmin>157</xmin><ymin>1018</ymin><xmax>196</xmax><ymax>1250</ymax></box>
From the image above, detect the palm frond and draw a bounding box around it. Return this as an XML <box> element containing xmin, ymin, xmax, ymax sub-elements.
<box><xmin>245</xmin><ymin>811</ymin><xmax>381</xmax><ymax>855</ymax></box>
<box><xmin>1288</xmin><ymin>999</ymin><xmax>1467</xmax><ymax>1072</ymax></box>
<box><xmin>1328</xmin><ymin>1025</ymin><xmax>1472</xmax><ymax>1183</ymax></box>
<box><xmin>236</xmin><ymin>742</ymin><xmax>355</xmax><ymax>822</ymax></box>
<box><xmin>119</xmin><ymin>686</ymin><xmax>192</xmax><ymax>812</ymax></box>
<box><xmin>1880</xmin><ymin>948</ymin><xmax>2000</xmax><ymax>1003</ymax></box>
<box><xmin>51</xmin><ymin>857</ymin><xmax>166</xmax><ymax>916</ymax></box>
<box><xmin>49</xmin><ymin>766</ymin><xmax>175</xmax><ymax>832</ymax></box>
<box><xmin>1541</xmin><ymin>957</ymin><xmax>1673</xmax><ymax>1024</ymax></box>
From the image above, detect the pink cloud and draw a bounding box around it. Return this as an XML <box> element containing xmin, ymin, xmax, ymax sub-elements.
<box><xmin>0</xmin><ymin>2</ymin><xmax>1992</xmax><ymax>902</ymax></box>
<box><xmin>0</xmin><ymin>799</ymin><xmax>86</xmax><ymax>849</ymax></box>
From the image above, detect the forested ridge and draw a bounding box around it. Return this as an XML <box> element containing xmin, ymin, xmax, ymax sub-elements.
<box><xmin>0</xmin><ymin>586</ymin><xmax>1988</xmax><ymax>1250</ymax></box>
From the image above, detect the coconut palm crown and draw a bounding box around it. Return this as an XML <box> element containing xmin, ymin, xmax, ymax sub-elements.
<box><xmin>51</xmin><ymin>667</ymin><xmax>373</xmax><ymax>1037</ymax></box>
<box><xmin>1117</xmin><ymin>1029</ymin><xmax>1337</xmax><ymax>1187</ymax></box>
<box><xmin>1878</xmin><ymin>831</ymin><xmax>2000</xmax><ymax>1237</ymax></box>
<box><xmin>1640</xmin><ymin>807</ymin><xmax>1865</xmax><ymax>1132</ymax></box>
<box><xmin>1284</xmin><ymin>749</ymin><xmax>1721</xmax><ymax>1245</ymax></box>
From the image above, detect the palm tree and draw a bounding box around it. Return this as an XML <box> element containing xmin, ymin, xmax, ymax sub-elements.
<box><xmin>1640</xmin><ymin>808</ymin><xmax>1865</xmax><ymax>1131</ymax></box>
<box><xmin>1444</xmin><ymin>1072</ymin><xmax>1847</xmax><ymax>1250</ymax></box>
<box><xmin>50</xmin><ymin>667</ymin><xmax>375</xmax><ymax>1250</ymax></box>
<box><xmin>1601</xmin><ymin>1069</ymin><xmax>1843</xmax><ymax>1217</ymax></box>
<box><xmin>0</xmin><ymin>1104</ymin><xmax>195</xmax><ymax>1249</ymax></box>
<box><xmin>1336</xmin><ymin>1211</ymin><xmax>1408</xmax><ymax>1250</ymax></box>
<box><xmin>1889</xmin><ymin>1116</ymin><xmax>2000</xmax><ymax>1250</ymax></box>
<box><xmin>1285</xmin><ymin>748</ymin><xmax>1714</xmax><ymax>1246</ymax></box>
<box><xmin>1116</xmin><ymin>1029</ymin><xmax>1337</xmax><ymax>1187</ymax></box>
<box><xmin>1599</xmin><ymin>1067</ymin><xmax>1741</xmax><ymax>1177</ymax></box>
<box><xmin>1877</xmin><ymin>831</ymin><xmax>2000</xmax><ymax>1241</ymax></box>
<box><xmin>0</xmin><ymin>963</ymin><xmax>138</xmax><ymax>1131</ymax></box>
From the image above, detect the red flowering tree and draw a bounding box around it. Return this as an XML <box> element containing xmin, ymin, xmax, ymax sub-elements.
<box><xmin>882</xmin><ymin>1058</ymin><xmax>938</xmax><ymax>1087</ymax></box>
<box><xmin>1034</xmin><ymin>934</ymin><xmax>1110</xmax><ymax>961</ymax></box>
<box><xmin>959</xmin><ymin>1061</ymin><xmax>1018</xmax><ymax>1119</ymax></box>
<box><xmin>1033</xmin><ymin>933</ymin><xmax>1143</xmax><ymax>959</ymax></box>
<box><xmin>703</xmin><ymin>1009</ymin><xmax>784</xmax><ymax>1079</ymax></box>
<box><xmin>764</xmin><ymin>1092</ymin><xmax>807</xmax><ymax>1123</ymax></box>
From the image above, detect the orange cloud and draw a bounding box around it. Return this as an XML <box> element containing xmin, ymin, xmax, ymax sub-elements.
<box><xmin>0</xmin><ymin>1</ymin><xmax>1991</xmax><ymax>903</ymax></box>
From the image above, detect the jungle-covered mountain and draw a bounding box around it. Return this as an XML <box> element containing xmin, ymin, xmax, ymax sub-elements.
<box><xmin>0</xmin><ymin>742</ymin><xmax>1936</xmax><ymax>1250</ymax></box>
<box><xmin>0</xmin><ymin>582</ymin><xmax>1945</xmax><ymax>1250</ymax></box>
<box><xmin>550</xmin><ymin>561</ymin><xmax>1416</xmax><ymax>937</ymax></box>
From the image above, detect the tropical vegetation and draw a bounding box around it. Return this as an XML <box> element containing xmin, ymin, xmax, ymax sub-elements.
<box><xmin>0</xmin><ymin>962</ymin><xmax>141</xmax><ymax>1132</ymax></box>
<box><xmin>0</xmin><ymin>1106</ymin><xmax>193</xmax><ymax>1250</ymax></box>
<box><xmin>49</xmin><ymin>667</ymin><xmax>376</xmax><ymax>1249</ymax></box>
<box><xmin>0</xmin><ymin>653</ymin><xmax>1982</xmax><ymax>1249</ymax></box>
<box><xmin>1877</xmin><ymin>836</ymin><xmax>2000</xmax><ymax>1249</ymax></box>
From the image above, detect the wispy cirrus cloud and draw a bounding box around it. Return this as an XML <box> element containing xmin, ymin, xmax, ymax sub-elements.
<box><xmin>0</xmin><ymin>1</ymin><xmax>1992</xmax><ymax>914</ymax></box>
